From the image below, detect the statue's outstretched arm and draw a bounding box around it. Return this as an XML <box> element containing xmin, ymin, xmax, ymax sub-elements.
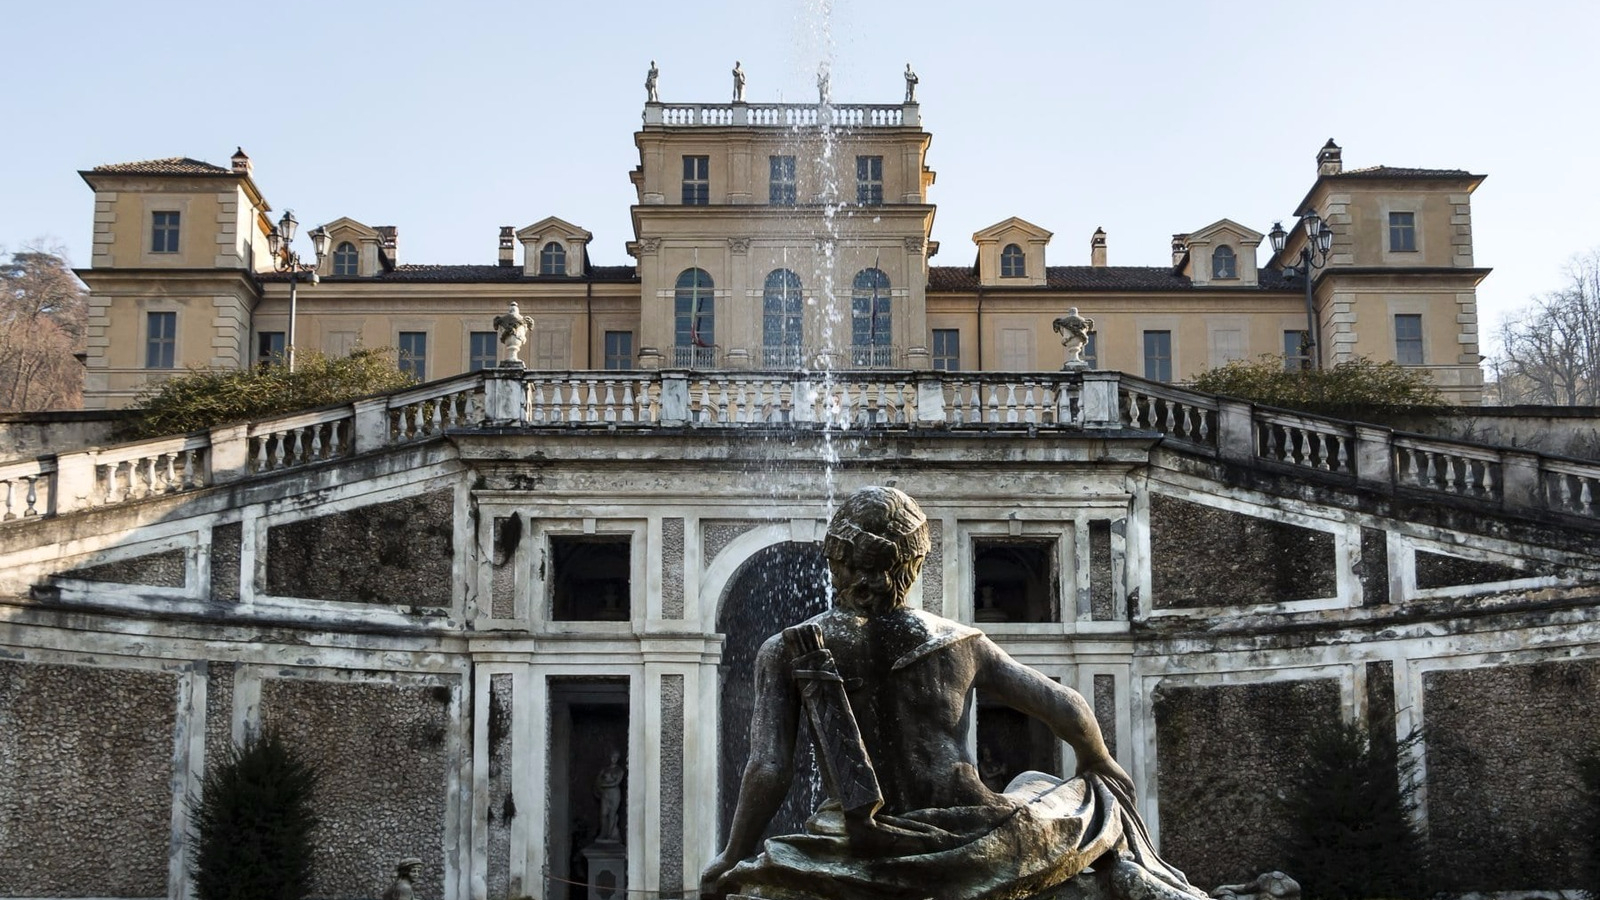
<box><xmin>973</xmin><ymin>637</ymin><xmax>1132</xmax><ymax>789</ymax></box>
<box><xmin>702</xmin><ymin>635</ymin><xmax>799</xmax><ymax>894</ymax></box>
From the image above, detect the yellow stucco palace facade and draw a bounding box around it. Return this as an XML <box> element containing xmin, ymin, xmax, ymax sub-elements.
<box><xmin>76</xmin><ymin>91</ymin><xmax>1488</xmax><ymax>409</ymax></box>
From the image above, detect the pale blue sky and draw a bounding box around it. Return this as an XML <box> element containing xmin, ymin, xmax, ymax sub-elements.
<box><xmin>1</xmin><ymin>0</ymin><xmax>1594</xmax><ymax>349</ymax></box>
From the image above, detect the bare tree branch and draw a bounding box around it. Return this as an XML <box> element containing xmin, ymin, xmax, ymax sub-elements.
<box><xmin>0</xmin><ymin>243</ymin><xmax>87</xmax><ymax>411</ymax></box>
<box><xmin>1492</xmin><ymin>248</ymin><xmax>1600</xmax><ymax>405</ymax></box>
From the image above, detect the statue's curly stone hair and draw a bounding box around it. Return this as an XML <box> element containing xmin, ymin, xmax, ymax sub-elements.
<box><xmin>824</xmin><ymin>487</ymin><xmax>930</xmax><ymax>612</ymax></box>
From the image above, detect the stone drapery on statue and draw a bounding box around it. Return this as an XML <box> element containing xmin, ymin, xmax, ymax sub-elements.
<box><xmin>701</xmin><ymin>487</ymin><xmax>1207</xmax><ymax>900</ymax></box>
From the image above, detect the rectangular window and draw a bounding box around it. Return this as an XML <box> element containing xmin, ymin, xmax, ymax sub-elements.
<box><xmin>682</xmin><ymin>155</ymin><xmax>709</xmax><ymax>205</ymax></box>
<box><xmin>150</xmin><ymin>211</ymin><xmax>180</xmax><ymax>253</ymax></box>
<box><xmin>769</xmin><ymin>155</ymin><xmax>796</xmax><ymax>206</ymax></box>
<box><xmin>1084</xmin><ymin>332</ymin><xmax>1098</xmax><ymax>369</ymax></box>
<box><xmin>1143</xmin><ymin>330</ymin><xmax>1172</xmax><ymax>381</ymax></box>
<box><xmin>469</xmin><ymin>331</ymin><xmax>498</xmax><ymax>371</ymax></box>
<box><xmin>1283</xmin><ymin>330</ymin><xmax>1310</xmax><ymax>371</ymax></box>
<box><xmin>398</xmin><ymin>331</ymin><xmax>427</xmax><ymax>380</ymax></box>
<box><xmin>856</xmin><ymin>155</ymin><xmax>883</xmax><ymax>205</ymax></box>
<box><xmin>1395</xmin><ymin>314</ymin><xmax>1424</xmax><ymax>365</ymax></box>
<box><xmin>550</xmin><ymin>535</ymin><xmax>632</xmax><ymax>621</ymax></box>
<box><xmin>604</xmin><ymin>331</ymin><xmax>634</xmax><ymax>370</ymax></box>
<box><xmin>1389</xmin><ymin>211</ymin><xmax>1417</xmax><ymax>252</ymax></box>
<box><xmin>146</xmin><ymin>311</ymin><xmax>176</xmax><ymax>368</ymax></box>
<box><xmin>931</xmin><ymin>329</ymin><xmax>961</xmax><ymax>371</ymax></box>
<box><xmin>257</xmin><ymin>331</ymin><xmax>286</xmax><ymax>366</ymax></box>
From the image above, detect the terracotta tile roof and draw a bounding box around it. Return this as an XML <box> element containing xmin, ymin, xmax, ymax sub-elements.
<box><xmin>90</xmin><ymin>157</ymin><xmax>234</xmax><ymax>176</ymax></box>
<box><xmin>260</xmin><ymin>264</ymin><xmax>639</xmax><ymax>283</ymax></box>
<box><xmin>928</xmin><ymin>266</ymin><xmax>1297</xmax><ymax>292</ymax></box>
<box><xmin>1330</xmin><ymin>165</ymin><xmax>1477</xmax><ymax>179</ymax></box>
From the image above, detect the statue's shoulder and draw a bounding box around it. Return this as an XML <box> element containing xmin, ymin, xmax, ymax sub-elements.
<box><xmin>891</xmin><ymin>610</ymin><xmax>982</xmax><ymax>671</ymax></box>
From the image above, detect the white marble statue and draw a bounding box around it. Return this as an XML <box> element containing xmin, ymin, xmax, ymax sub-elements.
<box><xmin>493</xmin><ymin>302</ymin><xmax>534</xmax><ymax>365</ymax></box>
<box><xmin>594</xmin><ymin>749</ymin><xmax>625</xmax><ymax>842</ymax></box>
<box><xmin>817</xmin><ymin>63</ymin><xmax>831</xmax><ymax>106</ymax></box>
<box><xmin>1052</xmin><ymin>307</ymin><xmax>1096</xmax><ymax>369</ymax></box>
<box><xmin>645</xmin><ymin>61</ymin><xmax>659</xmax><ymax>103</ymax></box>
<box><xmin>904</xmin><ymin>63</ymin><xmax>919</xmax><ymax>103</ymax></box>
<box><xmin>733</xmin><ymin>61</ymin><xmax>746</xmax><ymax>103</ymax></box>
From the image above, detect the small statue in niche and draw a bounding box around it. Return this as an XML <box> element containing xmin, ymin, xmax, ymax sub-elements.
<box><xmin>594</xmin><ymin>749</ymin><xmax>626</xmax><ymax>842</ymax></box>
<box><xmin>381</xmin><ymin>858</ymin><xmax>423</xmax><ymax>900</ymax></box>
<box><xmin>493</xmin><ymin>302</ymin><xmax>535</xmax><ymax>366</ymax></box>
<box><xmin>978</xmin><ymin>744</ymin><xmax>1008</xmax><ymax>791</ymax></box>
<box><xmin>645</xmin><ymin>61</ymin><xmax>659</xmax><ymax>103</ymax></box>
<box><xmin>1052</xmin><ymin>307</ymin><xmax>1096</xmax><ymax>370</ymax></box>
<box><xmin>904</xmin><ymin>63</ymin><xmax>918</xmax><ymax>103</ymax></box>
<box><xmin>732</xmin><ymin>61</ymin><xmax>746</xmax><ymax>103</ymax></box>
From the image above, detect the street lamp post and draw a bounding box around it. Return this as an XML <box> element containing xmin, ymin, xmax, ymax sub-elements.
<box><xmin>265</xmin><ymin>210</ymin><xmax>330</xmax><ymax>372</ymax></box>
<box><xmin>1268</xmin><ymin>212</ymin><xmax>1335</xmax><ymax>370</ymax></box>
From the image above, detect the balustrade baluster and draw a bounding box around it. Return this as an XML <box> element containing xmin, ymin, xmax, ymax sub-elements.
<box><xmin>601</xmin><ymin>382</ymin><xmax>618</xmax><ymax>422</ymax></box>
<box><xmin>530</xmin><ymin>383</ymin><xmax>548</xmax><ymax>423</ymax></box>
<box><xmin>622</xmin><ymin>382</ymin><xmax>637</xmax><ymax>423</ymax></box>
<box><xmin>582</xmin><ymin>381</ymin><xmax>599</xmax><ymax>423</ymax></box>
<box><xmin>2</xmin><ymin>480</ymin><xmax>14</xmax><ymax>520</ymax></box>
<box><xmin>966</xmin><ymin>383</ymin><xmax>981</xmax><ymax>424</ymax></box>
<box><xmin>1580</xmin><ymin>477</ymin><xmax>1595</xmax><ymax>513</ymax></box>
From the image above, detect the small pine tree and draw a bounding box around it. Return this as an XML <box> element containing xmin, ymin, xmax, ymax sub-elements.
<box><xmin>189</xmin><ymin>730</ymin><xmax>320</xmax><ymax>900</ymax></box>
<box><xmin>1579</xmin><ymin>752</ymin><xmax>1600</xmax><ymax>900</ymax></box>
<box><xmin>1278</xmin><ymin>719</ymin><xmax>1427</xmax><ymax>900</ymax></box>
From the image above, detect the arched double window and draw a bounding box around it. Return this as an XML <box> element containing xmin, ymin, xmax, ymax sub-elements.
<box><xmin>674</xmin><ymin>268</ymin><xmax>715</xmax><ymax>367</ymax></box>
<box><xmin>540</xmin><ymin>242</ymin><xmax>567</xmax><ymax>276</ymax></box>
<box><xmin>332</xmin><ymin>241</ymin><xmax>358</xmax><ymax>276</ymax></box>
<box><xmin>762</xmin><ymin>269</ymin><xmax>804</xmax><ymax>367</ymax></box>
<box><xmin>851</xmin><ymin>268</ymin><xmax>892</xmax><ymax>367</ymax></box>
<box><xmin>1212</xmin><ymin>244</ymin><xmax>1237</xmax><ymax>279</ymax></box>
<box><xmin>1000</xmin><ymin>243</ymin><xmax>1026</xmax><ymax>278</ymax></box>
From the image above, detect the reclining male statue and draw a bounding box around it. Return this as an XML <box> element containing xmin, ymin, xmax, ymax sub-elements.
<box><xmin>701</xmin><ymin>486</ymin><xmax>1208</xmax><ymax>900</ymax></box>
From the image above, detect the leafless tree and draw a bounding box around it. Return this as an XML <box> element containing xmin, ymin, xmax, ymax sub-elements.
<box><xmin>1493</xmin><ymin>249</ymin><xmax>1600</xmax><ymax>405</ymax></box>
<box><xmin>0</xmin><ymin>244</ymin><xmax>87</xmax><ymax>411</ymax></box>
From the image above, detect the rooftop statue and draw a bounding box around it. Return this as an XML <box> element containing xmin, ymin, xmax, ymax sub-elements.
<box><xmin>702</xmin><ymin>486</ymin><xmax>1207</xmax><ymax>900</ymax></box>
<box><xmin>733</xmin><ymin>61</ymin><xmax>747</xmax><ymax>103</ymax></box>
<box><xmin>1053</xmin><ymin>308</ymin><xmax>1095</xmax><ymax>370</ymax></box>
<box><xmin>646</xmin><ymin>61</ymin><xmax>660</xmax><ymax>103</ymax></box>
<box><xmin>904</xmin><ymin>64</ymin><xmax>918</xmax><ymax>103</ymax></box>
<box><xmin>817</xmin><ymin>63</ymin><xmax>831</xmax><ymax>106</ymax></box>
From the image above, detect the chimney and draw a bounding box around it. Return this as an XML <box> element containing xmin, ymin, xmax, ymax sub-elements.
<box><xmin>1090</xmin><ymin>227</ymin><xmax>1107</xmax><ymax>267</ymax></box>
<box><xmin>1171</xmin><ymin>233</ymin><xmax>1189</xmax><ymax>268</ymax></box>
<box><xmin>230</xmin><ymin>147</ymin><xmax>251</xmax><ymax>176</ymax></box>
<box><xmin>376</xmin><ymin>225</ymin><xmax>398</xmax><ymax>266</ymax></box>
<box><xmin>498</xmin><ymin>226</ymin><xmax>515</xmax><ymax>267</ymax></box>
<box><xmin>1318</xmin><ymin>138</ymin><xmax>1343</xmax><ymax>176</ymax></box>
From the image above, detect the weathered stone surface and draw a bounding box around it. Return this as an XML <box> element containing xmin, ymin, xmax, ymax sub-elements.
<box><xmin>490</xmin><ymin>515</ymin><xmax>519</xmax><ymax>619</ymax></box>
<box><xmin>205</xmin><ymin>660</ymin><xmax>236</xmax><ymax>769</ymax></box>
<box><xmin>1424</xmin><ymin>658</ymin><xmax>1600</xmax><ymax>891</ymax></box>
<box><xmin>266</xmin><ymin>489</ymin><xmax>453</xmax><ymax>606</ymax></box>
<box><xmin>1415</xmin><ymin>550</ymin><xmax>1535</xmax><ymax>589</ymax></box>
<box><xmin>1089</xmin><ymin>520</ymin><xmax>1114</xmax><ymax>620</ymax></box>
<box><xmin>487</xmin><ymin>674</ymin><xmax>513</xmax><ymax>900</ymax></box>
<box><xmin>703</xmin><ymin>520</ymin><xmax>779</xmax><ymax>565</ymax></box>
<box><xmin>210</xmin><ymin>522</ymin><xmax>241</xmax><ymax>602</ymax></box>
<box><xmin>1150</xmin><ymin>494</ymin><xmax>1335</xmax><ymax>608</ymax></box>
<box><xmin>922</xmin><ymin>519</ymin><xmax>944</xmax><ymax>616</ymax></box>
<box><xmin>260</xmin><ymin>676</ymin><xmax>454</xmax><ymax>900</ymax></box>
<box><xmin>1358</xmin><ymin>527</ymin><xmax>1387</xmax><ymax>606</ymax></box>
<box><xmin>62</xmin><ymin>547</ymin><xmax>186</xmax><ymax>587</ymax></box>
<box><xmin>1093</xmin><ymin>674</ymin><xmax>1117</xmax><ymax>759</ymax></box>
<box><xmin>662</xmin><ymin>517</ymin><xmax>686</xmax><ymax>619</ymax></box>
<box><xmin>0</xmin><ymin>659</ymin><xmax>178</xmax><ymax>897</ymax></box>
<box><xmin>1153</xmin><ymin>678</ymin><xmax>1341</xmax><ymax>887</ymax></box>
<box><xmin>660</xmin><ymin>673</ymin><xmax>686</xmax><ymax>898</ymax></box>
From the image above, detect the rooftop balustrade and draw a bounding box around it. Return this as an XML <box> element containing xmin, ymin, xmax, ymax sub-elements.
<box><xmin>1</xmin><ymin>369</ymin><xmax>1595</xmax><ymax>525</ymax></box>
<box><xmin>644</xmin><ymin>101</ymin><xmax>918</xmax><ymax>128</ymax></box>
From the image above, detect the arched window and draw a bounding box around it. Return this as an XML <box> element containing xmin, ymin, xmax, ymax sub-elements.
<box><xmin>1000</xmin><ymin>243</ymin><xmax>1026</xmax><ymax>278</ymax></box>
<box><xmin>332</xmin><ymin>241</ymin><xmax>358</xmax><ymax>276</ymax></box>
<box><xmin>1212</xmin><ymin>244</ymin><xmax>1237</xmax><ymax>279</ymax></box>
<box><xmin>540</xmin><ymin>242</ymin><xmax>567</xmax><ymax>276</ymax></box>
<box><xmin>851</xmin><ymin>268</ymin><xmax>892</xmax><ymax>367</ymax></box>
<box><xmin>762</xmin><ymin>269</ymin><xmax>804</xmax><ymax>367</ymax></box>
<box><xmin>674</xmin><ymin>268</ymin><xmax>715</xmax><ymax>367</ymax></box>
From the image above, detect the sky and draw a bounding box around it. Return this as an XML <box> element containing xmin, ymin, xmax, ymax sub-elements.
<box><xmin>1</xmin><ymin>0</ymin><xmax>1595</xmax><ymax>357</ymax></box>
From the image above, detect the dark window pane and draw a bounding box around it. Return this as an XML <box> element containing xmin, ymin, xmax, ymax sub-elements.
<box><xmin>683</xmin><ymin>155</ymin><xmax>710</xmax><ymax>205</ymax></box>
<box><xmin>674</xmin><ymin>268</ymin><xmax>715</xmax><ymax>366</ymax></box>
<box><xmin>540</xmin><ymin>241</ymin><xmax>566</xmax><ymax>276</ymax></box>
<box><xmin>932</xmin><ymin>329</ymin><xmax>960</xmax><ymax>371</ymax></box>
<box><xmin>258</xmin><ymin>331</ymin><xmax>286</xmax><ymax>366</ymax></box>
<box><xmin>1395</xmin><ymin>314</ymin><xmax>1424</xmax><ymax>365</ymax></box>
<box><xmin>333</xmin><ymin>241</ymin><xmax>359</xmax><ymax>276</ymax></box>
<box><xmin>398</xmin><ymin>331</ymin><xmax>427</xmax><ymax>379</ymax></box>
<box><xmin>1143</xmin><ymin>330</ymin><xmax>1172</xmax><ymax>382</ymax></box>
<box><xmin>604</xmin><ymin>331</ymin><xmax>634</xmax><ymax>370</ymax></box>
<box><xmin>856</xmin><ymin>155</ymin><xmax>883</xmax><ymax>206</ymax></box>
<box><xmin>151</xmin><ymin>211</ymin><xmax>180</xmax><ymax>253</ymax></box>
<box><xmin>146</xmin><ymin>311</ymin><xmax>176</xmax><ymax>368</ymax></box>
<box><xmin>1389</xmin><ymin>212</ymin><xmax>1417</xmax><ymax>252</ymax></box>
<box><xmin>1001</xmin><ymin>244</ymin><xmax>1025</xmax><ymax>278</ymax></box>
<box><xmin>1212</xmin><ymin>245</ymin><xmax>1237</xmax><ymax>279</ymax></box>
<box><xmin>470</xmin><ymin>331</ymin><xmax>498</xmax><ymax>371</ymax></box>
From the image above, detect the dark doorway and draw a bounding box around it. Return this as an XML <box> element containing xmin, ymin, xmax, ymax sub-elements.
<box><xmin>716</xmin><ymin>541</ymin><xmax>830</xmax><ymax>843</ymax></box>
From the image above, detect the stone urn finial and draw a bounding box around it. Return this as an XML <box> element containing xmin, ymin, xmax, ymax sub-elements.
<box><xmin>492</xmin><ymin>302</ymin><xmax>534</xmax><ymax>368</ymax></box>
<box><xmin>1051</xmin><ymin>307</ymin><xmax>1095</xmax><ymax>370</ymax></box>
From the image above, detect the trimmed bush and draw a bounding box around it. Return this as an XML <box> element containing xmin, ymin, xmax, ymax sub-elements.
<box><xmin>122</xmin><ymin>348</ymin><xmax>415</xmax><ymax>440</ymax></box>
<box><xmin>1190</xmin><ymin>356</ymin><xmax>1445</xmax><ymax>421</ymax></box>
<box><xmin>189</xmin><ymin>730</ymin><xmax>320</xmax><ymax>900</ymax></box>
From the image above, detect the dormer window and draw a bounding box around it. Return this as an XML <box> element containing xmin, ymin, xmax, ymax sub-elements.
<box><xmin>1212</xmin><ymin>245</ymin><xmax>1237</xmax><ymax>279</ymax></box>
<box><xmin>1000</xmin><ymin>244</ymin><xmax>1025</xmax><ymax>278</ymax></box>
<box><xmin>332</xmin><ymin>241</ymin><xmax>358</xmax><ymax>276</ymax></box>
<box><xmin>540</xmin><ymin>242</ymin><xmax>567</xmax><ymax>276</ymax></box>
